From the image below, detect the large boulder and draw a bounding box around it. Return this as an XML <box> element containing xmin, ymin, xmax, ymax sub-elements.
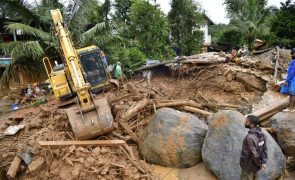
<box><xmin>270</xmin><ymin>112</ymin><xmax>295</xmax><ymax>157</ymax></box>
<box><xmin>202</xmin><ymin>110</ymin><xmax>286</xmax><ymax>180</ymax></box>
<box><xmin>140</xmin><ymin>108</ymin><xmax>208</xmax><ymax>168</ymax></box>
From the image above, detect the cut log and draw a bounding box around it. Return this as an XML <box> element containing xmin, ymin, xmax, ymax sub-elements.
<box><xmin>176</xmin><ymin>106</ymin><xmax>213</xmax><ymax>116</ymax></box>
<box><xmin>252</xmin><ymin>97</ymin><xmax>289</xmax><ymax>123</ymax></box>
<box><xmin>217</xmin><ymin>103</ymin><xmax>241</xmax><ymax>109</ymax></box>
<box><xmin>39</xmin><ymin>140</ymin><xmax>125</xmax><ymax>148</ymax></box>
<box><xmin>121</xmin><ymin>98</ymin><xmax>149</xmax><ymax>120</ymax></box>
<box><xmin>6</xmin><ymin>155</ymin><xmax>22</xmax><ymax>179</ymax></box>
<box><xmin>156</xmin><ymin>101</ymin><xmax>202</xmax><ymax>109</ymax></box>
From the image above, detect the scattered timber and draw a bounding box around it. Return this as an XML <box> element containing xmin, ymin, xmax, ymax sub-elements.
<box><xmin>155</xmin><ymin>100</ymin><xmax>202</xmax><ymax>109</ymax></box>
<box><xmin>121</xmin><ymin>98</ymin><xmax>149</xmax><ymax>121</ymax></box>
<box><xmin>252</xmin><ymin>97</ymin><xmax>289</xmax><ymax>124</ymax></box>
<box><xmin>176</xmin><ymin>106</ymin><xmax>213</xmax><ymax>116</ymax></box>
<box><xmin>39</xmin><ymin>140</ymin><xmax>125</xmax><ymax>148</ymax></box>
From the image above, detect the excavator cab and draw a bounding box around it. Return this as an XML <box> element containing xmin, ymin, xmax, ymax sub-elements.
<box><xmin>77</xmin><ymin>46</ymin><xmax>108</xmax><ymax>92</ymax></box>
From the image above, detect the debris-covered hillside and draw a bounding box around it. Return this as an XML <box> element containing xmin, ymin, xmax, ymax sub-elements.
<box><xmin>0</xmin><ymin>50</ymin><xmax>294</xmax><ymax>180</ymax></box>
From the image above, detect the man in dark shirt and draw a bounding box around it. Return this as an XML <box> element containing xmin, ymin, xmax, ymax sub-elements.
<box><xmin>240</xmin><ymin>115</ymin><xmax>268</xmax><ymax>180</ymax></box>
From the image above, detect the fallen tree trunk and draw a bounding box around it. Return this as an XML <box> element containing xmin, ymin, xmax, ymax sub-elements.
<box><xmin>176</xmin><ymin>106</ymin><xmax>212</xmax><ymax>116</ymax></box>
<box><xmin>121</xmin><ymin>98</ymin><xmax>149</xmax><ymax>120</ymax></box>
<box><xmin>252</xmin><ymin>97</ymin><xmax>289</xmax><ymax>123</ymax></box>
<box><xmin>217</xmin><ymin>103</ymin><xmax>241</xmax><ymax>109</ymax></box>
<box><xmin>156</xmin><ymin>100</ymin><xmax>202</xmax><ymax>109</ymax></box>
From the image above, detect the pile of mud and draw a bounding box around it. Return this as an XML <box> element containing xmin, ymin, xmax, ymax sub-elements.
<box><xmin>0</xmin><ymin>52</ymin><xmax>283</xmax><ymax>179</ymax></box>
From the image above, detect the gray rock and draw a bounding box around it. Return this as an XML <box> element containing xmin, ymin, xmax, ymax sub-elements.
<box><xmin>202</xmin><ymin>110</ymin><xmax>285</xmax><ymax>180</ymax></box>
<box><xmin>140</xmin><ymin>108</ymin><xmax>208</xmax><ymax>168</ymax></box>
<box><xmin>270</xmin><ymin>112</ymin><xmax>295</xmax><ymax>157</ymax></box>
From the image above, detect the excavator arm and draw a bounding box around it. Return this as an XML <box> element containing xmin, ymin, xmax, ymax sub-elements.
<box><xmin>50</xmin><ymin>9</ymin><xmax>94</xmax><ymax>113</ymax></box>
<box><xmin>48</xmin><ymin>9</ymin><xmax>114</xmax><ymax>140</ymax></box>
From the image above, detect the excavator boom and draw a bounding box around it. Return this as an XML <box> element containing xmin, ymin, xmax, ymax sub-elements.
<box><xmin>49</xmin><ymin>9</ymin><xmax>114</xmax><ymax>140</ymax></box>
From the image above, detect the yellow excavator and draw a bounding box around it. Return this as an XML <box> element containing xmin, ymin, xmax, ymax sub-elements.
<box><xmin>43</xmin><ymin>9</ymin><xmax>114</xmax><ymax>140</ymax></box>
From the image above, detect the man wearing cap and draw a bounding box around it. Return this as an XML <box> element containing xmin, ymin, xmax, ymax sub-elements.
<box><xmin>240</xmin><ymin>115</ymin><xmax>268</xmax><ymax>180</ymax></box>
<box><xmin>283</xmin><ymin>48</ymin><xmax>295</xmax><ymax>112</ymax></box>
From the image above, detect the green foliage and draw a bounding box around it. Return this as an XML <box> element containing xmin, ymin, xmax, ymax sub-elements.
<box><xmin>224</xmin><ymin>0</ymin><xmax>269</xmax><ymax>21</ymax></box>
<box><xmin>0</xmin><ymin>0</ymin><xmax>118</xmax><ymax>88</ymax></box>
<box><xmin>0</xmin><ymin>0</ymin><xmax>39</xmax><ymax>24</ymax></box>
<box><xmin>0</xmin><ymin>41</ymin><xmax>45</xmax><ymax>60</ymax></box>
<box><xmin>129</xmin><ymin>0</ymin><xmax>170</xmax><ymax>59</ymax></box>
<box><xmin>223</xmin><ymin>0</ymin><xmax>273</xmax><ymax>50</ymax></box>
<box><xmin>5</xmin><ymin>23</ymin><xmax>51</xmax><ymax>41</ymax></box>
<box><xmin>109</xmin><ymin>46</ymin><xmax>146</xmax><ymax>74</ymax></box>
<box><xmin>114</xmin><ymin>0</ymin><xmax>132</xmax><ymax>23</ymax></box>
<box><xmin>183</xmin><ymin>30</ymin><xmax>204</xmax><ymax>55</ymax></box>
<box><xmin>211</xmin><ymin>24</ymin><xmax>244</xmax><ymax>49</ymax></box>
<box><xmin>168</xmin><ymin>0</ymin><xmax>205</xmax><ymax>56</ymax></box>
<box><xmin>270</xmin><ymin>0</ymin><xmax>295</xmax><ymax>48</ymax></box>
<box><xmin>101</xmin><ymin>0</ymin><xmax>111</xmax><ymax>22</ymax></box>
<box><xmin>87</xmin><ymin>2</ymin><xmax>104</xmax><ymax>24</ymax></box>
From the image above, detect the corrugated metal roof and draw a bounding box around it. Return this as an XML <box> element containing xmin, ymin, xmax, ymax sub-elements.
<box><xmin>0</xmin><ymin>57</ymin><xmax>12</xmax><ymax>66</ymax></box>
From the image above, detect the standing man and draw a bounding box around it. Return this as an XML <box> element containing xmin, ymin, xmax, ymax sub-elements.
<box><xmin>99</xmin><ymin>49</ymin><xmax>108</xmax><ymax>70</ymax></box>
<box><xmin>240</xmin><ymin>115</ymin><xmax>268</xmax><ymax>180</ymax></box>
<box><xmin>283</xmin><ymin>48</ymin><xmax>295</xmax><ymax>112</ymax></box>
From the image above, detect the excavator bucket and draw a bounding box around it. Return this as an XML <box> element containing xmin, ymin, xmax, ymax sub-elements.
<box><xmin>65</xmin><ymin>97</ymin><xmax>114</xmax><ymax>140</ymax></box>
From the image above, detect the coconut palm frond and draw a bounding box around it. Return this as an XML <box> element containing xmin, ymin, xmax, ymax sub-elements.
<box><xmin>0</xmin><ymin>0</ymin><xmax>39</xmax><ymax>23</ymax></box>
<box><xmin>91</xmin><ymin>34</ymin><xmax>122</xmax><ymax>46</ymax></box>
<box><xmin>0</xmin><ymin>60</ymin><xmax>44</xmax><ymax>88</ymax></box>
<box><xmin>68</xmin><ymin>0</ymin><xmax>98</xmax><ymax>36</ymax></box>
<box><xmin>5</xmin><ymin>23</ymin><xmax>51</xmax><ymax>41</ymax></box>
<box><xmin>0</xmin><ymin>41</ymin><xmax>45</xmax><ymax>60</ymax></box>
<box><xmin>81</xmin><ymin>22</ymin><xmax>122</xmax><ymax>46</ymax></box>
<box><xmin>82</xmin><ymin>22</ymin><xmax>106</xmax><ymax>39</ymax></box>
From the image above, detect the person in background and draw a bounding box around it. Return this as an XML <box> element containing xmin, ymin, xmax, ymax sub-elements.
<box><xmin>240</xmin><ymin>115</ymin><xmax>267</xmax><ymax>180</ymax></box>
<box><xmin>283</xmin><ymin>48</ymin><xmax>295</xmax><ymax>112</ymax></box>
<box><xmin>99</xmin><ymin>49</ymin><xmax>108</xmax><ymax>70</ymax></box>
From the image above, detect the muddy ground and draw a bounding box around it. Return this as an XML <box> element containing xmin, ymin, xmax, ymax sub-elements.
<box><xmin>0</xmin><ymin>59</ymin><xmax>294</xmax><ymax>179</ymax></box>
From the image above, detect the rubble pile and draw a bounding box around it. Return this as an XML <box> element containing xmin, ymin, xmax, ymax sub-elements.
<box><xmin>0</xmin><ymin>50</ymin><xmax>294</xmax><ymax>179</ymax></box>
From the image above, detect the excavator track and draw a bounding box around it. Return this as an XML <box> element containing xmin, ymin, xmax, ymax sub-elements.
<box><xmin>65</xmin><ymin>97</ymin><xmax>114</xmax><ymax>140</ymax></box>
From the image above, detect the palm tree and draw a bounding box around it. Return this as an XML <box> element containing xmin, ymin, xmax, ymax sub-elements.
<box><xmin>0</xmin><ymin>0</ymin><xmax>119</xmax><ymax>88</ymax></box>
<box><xmin>224</xmin><ymin>0</ymin><xmax>273</xmax><ymax>50</ymax></box>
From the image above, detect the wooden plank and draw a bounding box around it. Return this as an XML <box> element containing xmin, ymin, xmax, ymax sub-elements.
<box><xmin>39</xmin><ymin>140</ymin><xmax>125</xmax><ymax>148</ymax></box>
